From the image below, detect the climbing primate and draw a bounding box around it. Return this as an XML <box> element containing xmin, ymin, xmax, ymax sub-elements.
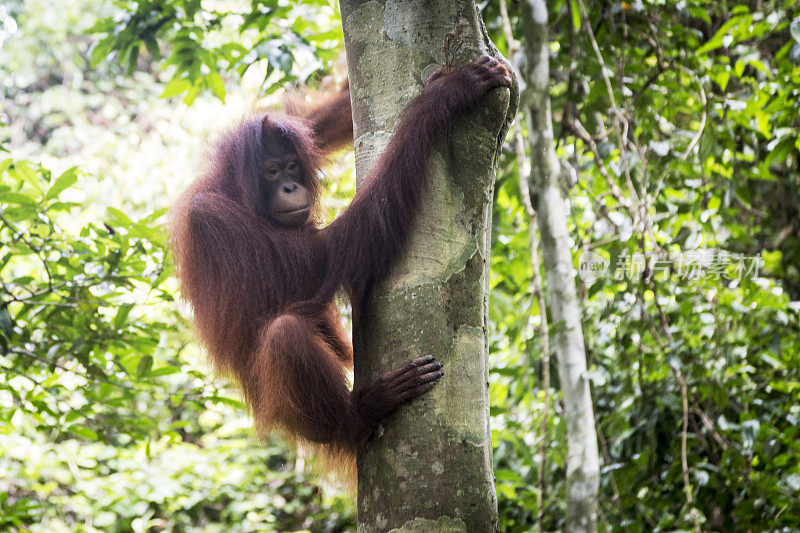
<box><xmin>171</xmin><ymin>56</ymin><xmax>512</xmax><ymax>462</ymax></box>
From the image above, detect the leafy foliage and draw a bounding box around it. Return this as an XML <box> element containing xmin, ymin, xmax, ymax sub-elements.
<box><xmin>0</xmin><ymin>148</ymin><xmax>355</xmax><ymax>533</ymax></box>
<box><xmin>488</xmin><ymin>0</ymin><xmax>800</xmax><ymax>530</ymax></box>
<box><xmin>0</xmin><ymin>157</ymin><xmax>188</xmax><ymax>440</ymax></box>
<box><xmin>1</xmin><ymin>429</ymin><xmax>355</xmax><ymax>532</ymax></box>
<box><xmin>89</xmin><ymin>0</ymin><xmax>344</xmax><ymax>104</ymax></box>
<box><xmin>0</xmin><ymin>1</ymin><xmax>355</xmax><ymax>530</ymax></box>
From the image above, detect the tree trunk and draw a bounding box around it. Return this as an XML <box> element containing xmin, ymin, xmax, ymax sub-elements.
<box><xmin>340</xmin><ymin>1</ymin><xmax>516</xmax><ymax>531</ymax></box>
<box><xmin>518</xmin><ymin>1</ymin><xmax>600</xmax><ymax>531</ymax></box>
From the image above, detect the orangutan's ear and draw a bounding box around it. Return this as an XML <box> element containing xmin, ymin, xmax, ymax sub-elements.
<box><xmin>261</xmin><ymin>113</ymin><xmax>274</xmax><ymax>140</ymax></box>
<box><xmin>261</xmin><ymin>113</ymin><xmax>283</xmax><ymax>139</ymax></box>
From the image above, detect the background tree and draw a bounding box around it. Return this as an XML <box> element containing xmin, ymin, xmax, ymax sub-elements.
<box><xmin>503</xmin><ymin>0</ymin><xmax>602</xmax><ymax>531</ymax></box>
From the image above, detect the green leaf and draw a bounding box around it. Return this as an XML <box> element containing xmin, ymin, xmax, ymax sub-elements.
<box><xmin>113</xmin><ymin>304</ymin><xmax>134</xmax><ymax>330</ymax></box>
<box><xmin>149</xmin><ymin>366</ymin><xmax>180</xmax><ymax>377</ymax></box>
<box><xmin>571</xmin><ymin>0</ymin><xmax>581</xmax><ymax>30</ymax></box>
<box><xmin>160</xmin><ymin>77</ymin><xmax>192</xmax><ymax>99</ymax></box>
<box><xmin>207</xmin><ymin>72</ymin><xmax>226</xmax><ymax>101</ymax></box>
<box><xmin>211</xmin><ymin>395</ymin><xmax>244</xmax><ymax>408</ymax></box>
<box><xmin>1</xmin><ymin>192</ymin><xmax>37</xmax><ymax>206</ymax></box>
<box><xmin>697</xmin><ymin>14</ymin><xmax>748</xmax><ymax>55</ymax></box>
<box><xmin>11</xmin><ymin>161</ymin><xmax>43</xmax><ymax>192</ymax></box>
<box><xmin>183</xmin><ymin>84</ymin><xmax>201</xmax><ymax>106</ymax></box>
<box><xmin>136</xmin><ymin>355</ymin><xmax>153</xmax><ymax>377</ymax></box>
<box><xmin>495</xmin><ymin>469</ymin><xmax>523</xmax><ymax>482</ymax></box>
<box><xmin>145</xmin><ymin>37</ymin><xmax>161</xmax><ymax>61</ymax></box>
<box><xmin>0</xmin><ymin>158</ymin><xmax>13</xmax><ymax>175</ymax></box>
<box><xmin>714</xmin><ymin>70</ymin><xmax>730</xmax><ymax>91</ymax></box>
<box><xmin>106</xmin><ymin>207</ymin><xmax>133</xmax><ymax>227</ymax></box>
<box><xmin>139</xmin><ymin>207</ymin><xmax>168</xmax><ymax>225</ymax></box>
<box><xmin>490</xmin><ymin>405</ymin><xmax>507</xmax><ymax>416</ymax></box>
<box><xmin>67</xmin><ymin>425</ymin><xmax>99</xmax><ymax>440</ymax></box>
<box><xmin>90</xmin><ymin>36</ymin><xmax>115</xmax><ymax>68</ymax></box>
<box><xmin>45</xmin><ymin>167</ymin><xmax>79</xmax><ymax>200</ymax></box>
<box><xmin>125</xmin><ymin>45</ymin><xmax>140</xmax><ymax>76</ymax></box>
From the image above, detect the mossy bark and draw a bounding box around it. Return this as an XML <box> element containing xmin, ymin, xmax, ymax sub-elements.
<box><xmin>340</xmin><ymin>1</ymin><xmax>517</xmax><ymax>531</ymax></box>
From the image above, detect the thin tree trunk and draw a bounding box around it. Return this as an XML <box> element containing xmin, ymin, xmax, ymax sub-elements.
<box><xmin>340</xmin><ymin>1</ymin><xmax>516</xmax><ymax>530</ymax></box>
<box><xmin>518</xmin><ymin>1</ymin><xmax>600</xmax><ymax>531</ymax></box>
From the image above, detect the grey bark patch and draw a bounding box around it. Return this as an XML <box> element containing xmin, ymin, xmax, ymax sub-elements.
<box><xmin>388</xmin><ymin>516</ymin><xmax>468</xmax><ymax>532</ymax></box>
<box><xmin>385</xmin><ymin>0</ymin><xmax>451</xmax><ymax>59</ymax></box>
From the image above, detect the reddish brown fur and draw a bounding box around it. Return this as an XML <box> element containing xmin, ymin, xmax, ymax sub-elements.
<box><xmin>170</xmin><ymin>57</ymin><xmax>512</xmax><ymax>475</ymax></box>
<box><xmin>284</xmin><ymin>80</ymin><xmax>354</xmax><ymax>154</ymax></box>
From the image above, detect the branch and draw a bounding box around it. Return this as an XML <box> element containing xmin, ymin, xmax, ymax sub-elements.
<box><xmin>575</xmin><ymin>0</ymin><xmax>640</xmax><ymax>211</ymax></box>
<box><xmin>677</xmin><ymin>65</ymin><xmax>708</xmax><ymax>160</ymax></box>
<box><xmin>569</xmin><ymin>119</ymin><xmax>633</xmax><ymax>211</ymax></box>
